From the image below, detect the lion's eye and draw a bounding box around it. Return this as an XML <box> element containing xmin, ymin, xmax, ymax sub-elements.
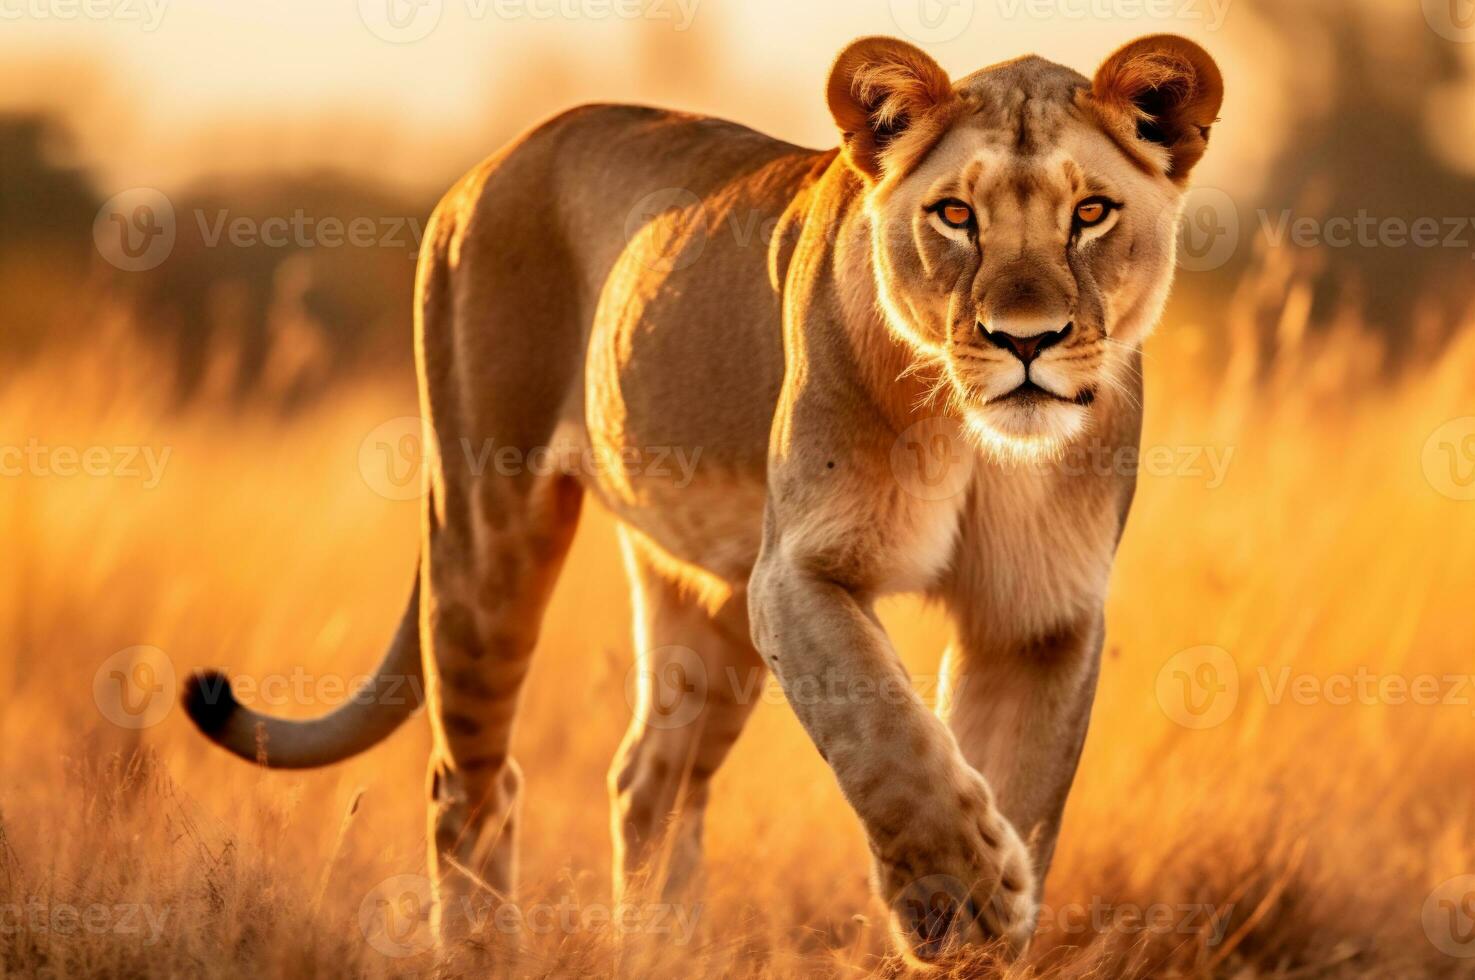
<box><xmin>1073</xmin><ymin>197</ymin><xmax>1117</xmax><ymax>228</ymax></box>
<box><xmin>934</xmin><ymin>200</ymin><xmax>974</xmax><ymax>230</ymax></box>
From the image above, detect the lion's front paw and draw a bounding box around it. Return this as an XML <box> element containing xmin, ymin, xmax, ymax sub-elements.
<box><xmin>873</xmin><ymin>779</ymin><xmax>1038</xmax><ymax>966</ymax></box>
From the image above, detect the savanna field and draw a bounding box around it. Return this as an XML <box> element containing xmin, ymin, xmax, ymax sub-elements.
<box><xmin>2</xmin><ymin>246</ymin><xmax>1474</xmax><ymax>979</ymax></box>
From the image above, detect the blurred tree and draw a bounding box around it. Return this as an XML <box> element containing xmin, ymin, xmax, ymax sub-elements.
<box><xmin>122</xmin><ymin>172</ymin><xmax>434</xmax><ymax>406</ymax></box>
<box><xmin>1255</xmin><ymin>1</ymin><xmax>1475</xmax><ymax>342</ymax></box>
<box><xmin>0</xmin><ymin>114</ymin><xmax>102</xmax><ymax>359</ymax></box>
<box><xmin>0</xmin><ymin>113</ymin><xmax>98</xmax><ymax>249</ymax></box>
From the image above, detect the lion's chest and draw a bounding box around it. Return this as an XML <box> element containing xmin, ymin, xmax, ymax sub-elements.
<box><xmin>951</xmin><ymin>462</ymin><xmax>1123</xmax><ymax>639</ymax></box>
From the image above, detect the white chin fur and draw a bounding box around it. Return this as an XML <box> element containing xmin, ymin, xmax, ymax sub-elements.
<box><xmin>964</xmin><ymin>400</ymin><xmax>1088</xmax><ymax>459</ymax></box>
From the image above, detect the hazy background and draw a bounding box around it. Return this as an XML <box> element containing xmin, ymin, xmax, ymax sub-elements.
<box><xmin>3</xmin><ymin>2</ymin><xmax>1474</xmax><ymax>977</ymax></box>
<box><xmin>5</xmin><ymin>0</ymin><xmax>1475</xmax><ymax>397</ymax></box>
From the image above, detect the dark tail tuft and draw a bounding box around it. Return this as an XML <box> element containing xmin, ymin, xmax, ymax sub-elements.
<box><xmin>183</xmin><ymin>669</ymin><xmax>238</xmax><ymax>735</ymax></box>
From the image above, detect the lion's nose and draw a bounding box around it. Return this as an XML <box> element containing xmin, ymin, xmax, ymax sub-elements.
<box><xmin>979</xmin><ymin>322</ymin><xmax>1072</xmax><ymax>364</ymax></box>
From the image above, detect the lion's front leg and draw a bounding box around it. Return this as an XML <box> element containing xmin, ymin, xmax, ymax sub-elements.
<box><xmin>938</xmin><ymin>608</ymin><xmax>1105</xmax><ymax>894</ymax></box>
<box><xmin>748</xmin><ymin>554</ymin><xmax>1038</xmax><ymax>964</ymax></box>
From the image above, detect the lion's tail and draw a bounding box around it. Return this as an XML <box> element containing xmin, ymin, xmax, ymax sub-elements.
<box><xmin>182</xmin><ymin>572</ymin><xmax>423</xmax><ymax>769</ymax></box>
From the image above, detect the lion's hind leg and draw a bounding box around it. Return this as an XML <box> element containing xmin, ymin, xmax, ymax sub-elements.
<box><xmin>421</xmin><ymin>462</ymin><xmax>583</xmax><ymax>949</ymax></box>
<box><xmin>413</xmin><ymin>168</ymin><xmax>589</xmax><ymax>951</ymax></box>
<box><xmin>609</xmin><ymin>533</ymin><xmax>765</xmax><ymax>905</ymax></box>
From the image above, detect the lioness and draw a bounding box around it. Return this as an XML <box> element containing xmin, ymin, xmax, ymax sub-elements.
<box><xmin>184</xmin><ymin>34</ymin><xmax>1222</xmax><ymax>964</ymax></box>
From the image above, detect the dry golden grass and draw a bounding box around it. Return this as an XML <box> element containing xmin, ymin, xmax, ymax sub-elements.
<box><xmin>2</xmin><ymin>264</ymin><xmax>1474</xmax><ymax>978</ymax></box>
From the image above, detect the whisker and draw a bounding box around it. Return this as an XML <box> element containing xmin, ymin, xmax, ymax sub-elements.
<box><xmin>1102</xmin><ymin>336</ymin><xmax>1152</xmax><ymax>367</ymax></box>
<box><xmin>1094</xmin><ymin>371</ymin><xmax>1142</xmax><ymax>412</ymax></box>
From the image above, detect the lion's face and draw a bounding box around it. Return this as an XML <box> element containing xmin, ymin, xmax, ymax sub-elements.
<box><xmin>870</xmin><ymin>98</ymin><xmax>1180</xmax><ymax>450</ymax></box>
<box><xmin>829</xmin><ymin>36</ymin><xmax>1222</xmax><ymax>453</ymax></box>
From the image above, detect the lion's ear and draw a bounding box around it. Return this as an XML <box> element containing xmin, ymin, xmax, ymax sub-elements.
<box><xmin>827</xmin><ymin>36</ymin><xmax>957</xmax><ymax>181</ymax></box>
<box><xmin>1090</xmin><ymin>34</ymin><xmax>1223</xmax><ymax>182</ymax></box>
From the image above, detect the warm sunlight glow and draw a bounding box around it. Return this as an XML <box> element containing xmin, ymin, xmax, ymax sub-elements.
<box><xmin>5</xmin><ymin>4</ymin><xmax>1474</xmax><ymax>975</ymax></box>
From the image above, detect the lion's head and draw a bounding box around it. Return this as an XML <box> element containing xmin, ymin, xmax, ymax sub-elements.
<box><xmin>828</xmin><ymin>35</ymin><xmax>1223</xmax><ymax>454</ymax></box>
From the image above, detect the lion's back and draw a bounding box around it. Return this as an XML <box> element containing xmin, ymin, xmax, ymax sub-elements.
<box><xmin>414</xmin><ymin>104</ymin><xmax>832</xmax><ymax>586</ymax></box>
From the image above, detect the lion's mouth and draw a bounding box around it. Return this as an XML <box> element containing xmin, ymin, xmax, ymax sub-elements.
<box><xmin>993</xmin><ymin>380</ymin><xmax>1097</xmax><ymax>407</ymax></box>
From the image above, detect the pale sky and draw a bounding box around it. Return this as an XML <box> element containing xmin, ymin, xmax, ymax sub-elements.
<box><xmin>0</xmin><ymin>0</ymin><xmax>1366</xmax><ymax>197</ymax></box>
